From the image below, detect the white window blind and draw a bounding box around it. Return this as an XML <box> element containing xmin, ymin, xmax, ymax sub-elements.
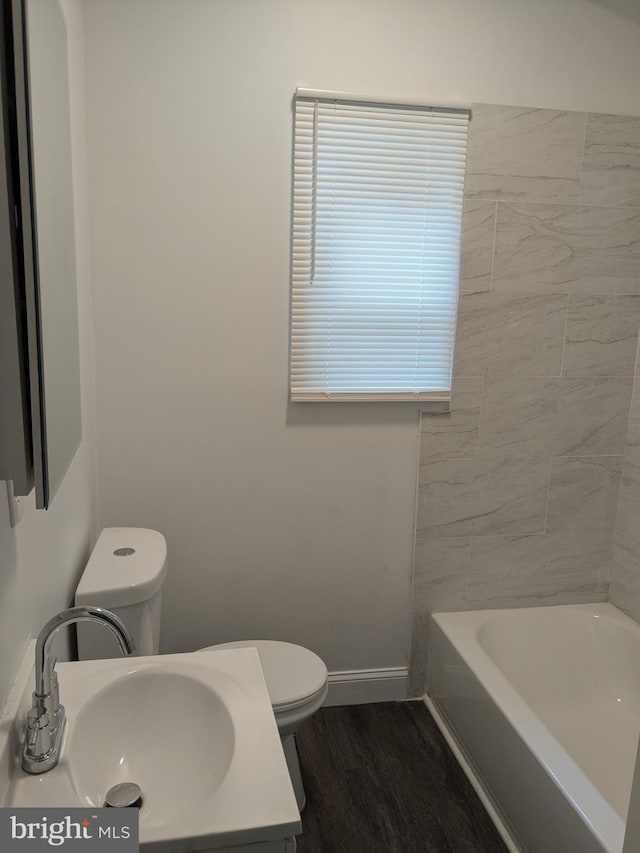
<box><xmin>291</xmin><ymin>92</ymin><xmax>470</xmax><ymax>403</ymax></box>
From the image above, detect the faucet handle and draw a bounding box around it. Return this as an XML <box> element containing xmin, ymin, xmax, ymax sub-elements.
<box><xmin>25</xmin><ymin>708</ymin><xmax>51</xmax><ymax>757</ymax></box>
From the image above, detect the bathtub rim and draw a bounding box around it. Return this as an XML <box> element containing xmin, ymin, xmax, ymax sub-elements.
<box><xmin>427</xmin><ymin>602</ymin><xmax>630</xmax><ymax>853</ymax></box>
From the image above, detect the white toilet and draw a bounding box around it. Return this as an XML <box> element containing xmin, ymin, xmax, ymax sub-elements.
<box><xmin>75</xmin><ymin>527</ymin><xmax>328</xmax><ymax>811</ymax></box>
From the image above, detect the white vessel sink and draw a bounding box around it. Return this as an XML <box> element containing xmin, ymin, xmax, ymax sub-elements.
<box><xmin>4</xmin><ymin>648</ymin><xmax>300</xmax><ymax>851</ymax></box>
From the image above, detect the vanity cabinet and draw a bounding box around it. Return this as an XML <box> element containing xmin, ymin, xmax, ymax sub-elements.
<box><xmin>143</xmin><ymin>832</ymin><xmax>298</xmax><ymax>852</ymax></box>
<box><xmin>199</xmin><ymin>839</ymin><xmax>297</xmax><ymax>852</ymax></box>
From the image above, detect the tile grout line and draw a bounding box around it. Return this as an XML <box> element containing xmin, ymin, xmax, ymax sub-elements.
<box><xmin>489</xmin><ymin>200</ymin><xmax>498</xmax><ymax>293</ymax></box>
<box><xmin>463</xmin><ymin>197</ymin><xmax>640</xmax><ymax>211</ymax></box>
<box><xmin>542</xmin><ymin>456</ymin><xmax>553</xmax><ymax>535</ymax></box>
<box><xmin>464</xmin><ymin>535</ymin><xmax>472</xmax><ymax>611</ymax></box>
<box><xmin>473</xmin><ymin>196</ymin><xmax>493</xmax><ymax>467</ymax></box>
<box><xmin>577</xmin><ymin>111</ymin><xmax>590</xmax><ymax>204</ymax></box>
<box><xmin>558</xmin><ymin>293</ymin><xmax>571</xmax><ymax>378</ymax></box>
<box><xmin>609</xmin><ymin>327</ymin><xmax>640</xmax><ymax>598</ymax></box>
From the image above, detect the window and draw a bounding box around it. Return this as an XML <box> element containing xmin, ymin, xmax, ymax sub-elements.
<box><xmin>290</xmin><ymin>90</ymin><xmax>470</xmax><ymax>404</ymax></box>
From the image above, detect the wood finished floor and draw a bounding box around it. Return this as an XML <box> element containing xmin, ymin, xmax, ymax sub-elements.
<box><xmin>295</xmin><ymin>701</ymin><xmax>508</xmax><ymax>853</ymax></box>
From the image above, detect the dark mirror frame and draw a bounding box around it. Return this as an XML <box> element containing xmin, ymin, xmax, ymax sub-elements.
<box><xmin>0</xmin><ymin>0</ymin><xmax>81</xmax><ymax>509</ymax></box>
<box><xmin>0</xmin><ymin>0</ymin><xmax>34</xmax><ymax>497</ymax></box>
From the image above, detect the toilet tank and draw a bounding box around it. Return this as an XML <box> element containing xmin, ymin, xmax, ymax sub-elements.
<box><xmin>75</xmin><ymin>528</ymin><xmax>167</xmax><ymax>660</ymax></box>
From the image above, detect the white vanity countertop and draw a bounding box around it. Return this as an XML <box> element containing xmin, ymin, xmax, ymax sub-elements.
<box><xmin>0</xmin><ymin>645</ymin><xmax>301</xmax><ymax>851</ymax></box>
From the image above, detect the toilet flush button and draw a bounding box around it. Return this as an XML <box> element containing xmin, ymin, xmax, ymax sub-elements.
<box><xmin>113</xmin><ymin>548</ymin><xmax>136</xmax><ymax>557</ymax></box>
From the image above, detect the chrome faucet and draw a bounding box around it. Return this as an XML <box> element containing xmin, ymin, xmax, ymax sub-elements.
<box><xmin>22</xmin><ymin>606</ymin><xmax>135</xmax><ymax>774</ymax></box>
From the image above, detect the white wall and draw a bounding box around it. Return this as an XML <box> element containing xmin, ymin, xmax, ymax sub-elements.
<box><xmin>0</xmin><ymin>0</ymin><xmax>96</xmax><ymax>710</ymax></box>
<box><xmin>83</xmin><ymin>0</ymin><xmax>640</xmax><ymax>672</ymax></box>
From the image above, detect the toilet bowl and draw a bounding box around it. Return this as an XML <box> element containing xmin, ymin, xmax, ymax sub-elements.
<box><xmin>75</xmin><ymin>528</ymin><xmax>328</xmax><ymax>812</ymax></box>
<box><xmin>202</xmin><ymin>640</ymin><xmax>328</xmax><ymax>810</ymax></box>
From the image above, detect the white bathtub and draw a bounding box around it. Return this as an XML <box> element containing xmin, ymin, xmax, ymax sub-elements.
<box><xmin>426</xmin><ymin>603</ymin><xmax>640</xmax><ymax>853</ymax></box>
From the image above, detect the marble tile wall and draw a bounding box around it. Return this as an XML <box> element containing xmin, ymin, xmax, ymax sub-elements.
<box><xmin>410</xmin><ymin>104</ymin><xmax>640</xmax><ymax>694</ymax></box>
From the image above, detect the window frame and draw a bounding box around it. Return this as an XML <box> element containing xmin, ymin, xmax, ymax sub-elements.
<box><xmin>290</xmin><ymin>89</ymin><xmax>470</xmax><ymax>406</ymax></box>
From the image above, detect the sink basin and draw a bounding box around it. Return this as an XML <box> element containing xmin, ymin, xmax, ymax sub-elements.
<box><xmin>4</xmin><ymin>648</ymin><xmax>300</xmax><ymax>851</ymax></box>
<box><xmin>69</xmin><ymin>664</ymin><xmax>235</xmax><ymax>825</ymax></box>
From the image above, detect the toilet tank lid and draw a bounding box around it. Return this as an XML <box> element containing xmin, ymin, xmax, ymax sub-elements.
<box><xmin>75</xmin><ymin>528</ymin><xmax>168</xmax><ymax>609</ymax></box>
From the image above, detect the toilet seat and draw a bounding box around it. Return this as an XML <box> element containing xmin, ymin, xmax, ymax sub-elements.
<box><xmin>200</xmin><ymin>639</ymin><xmax>328</xmax><ymax>811</ymax></box>
<box><xmin>200</xmin><ymin>640</ymin><xmax>328</xmax><ymax>712</ymax></box>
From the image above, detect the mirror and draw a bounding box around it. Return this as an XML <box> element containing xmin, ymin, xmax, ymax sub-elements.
<box><xmin>11</xmin><ymin>0</ymin><xmax>81</xmax><ymax>508</ymax></box>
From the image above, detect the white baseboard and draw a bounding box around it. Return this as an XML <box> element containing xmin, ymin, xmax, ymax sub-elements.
<box><xmin>325</xmin><ymin>666</ymin><xmax>408</xmax><ymax>706</ymax></box>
